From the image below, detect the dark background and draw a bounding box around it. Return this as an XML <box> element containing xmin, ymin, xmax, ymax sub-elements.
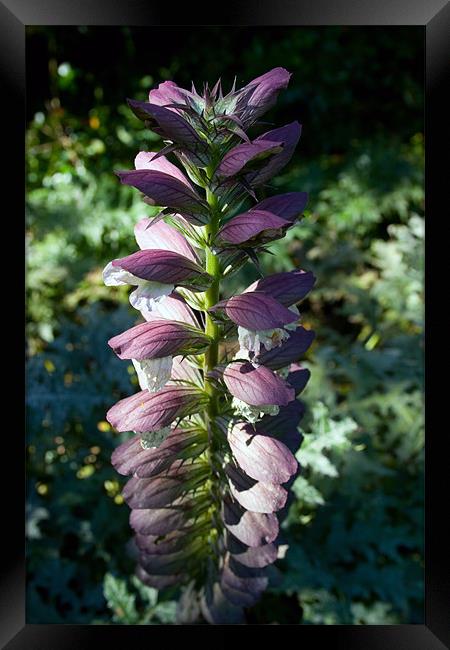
<box><xmin>26</xmin><ymin>26</ymin><xmax>424</xmax><ymax>624</ymax></box>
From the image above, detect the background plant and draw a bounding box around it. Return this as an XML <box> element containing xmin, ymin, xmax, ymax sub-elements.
<box><xmin>26</xmin><ymin>26</ymin><xmax>424</xmax><ymax>625</ymax></box>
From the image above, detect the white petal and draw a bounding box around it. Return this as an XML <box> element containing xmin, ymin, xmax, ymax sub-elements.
<box><xmin>139</xmin><ymin>426</ymin><xmax>172</xmax><ymax>449</ymax></box>
<box><xmin>170</xmin><ymin>355</ymin><xmax>203</xmax><ymax>386</ymax></box>
<box><xmin>238</xmin><ymin>327</ymin><xmax>260</xmax><ymax>354</ymax></box>
<box><xmin>132</xmin><ymin>357</ymin><xmax>173</xmax><ymax>393</ymax></box>
<box><xmin>262</xmin><ymin>328</ymin><xmax>290</xmax><ymax>350</ymax></box>
<box><xmin>102</xmin><ymin>261</ymin><xmax>141</xmax><ymax>286</ymax></box>
<box><xmin>233</xmin><ymin>347</ymin><xmax>252</xmax><ymax>362</ymax></box>
<box><xmin>142</xmin><ymin>293</ymin><xmax>199</xmax><ymax>327</ymax></box>
<box><xmin>129</xmin><ymin>281</ymin><xmax>174</xmax><ymax>313</ymax></box>
<box><xmin>231</xmin><ymin>397</ymin><xmax>279</xmax><ymax>423</ymax></box>
<box><xmin>238</xmin><ymin>326</ymin><xmax>291</xmax><ymax>355</ymax></box>
<box><xmin>277</xmin><ymin>544</ymin><xmax>289</xmax><ymax>559</ymax></box>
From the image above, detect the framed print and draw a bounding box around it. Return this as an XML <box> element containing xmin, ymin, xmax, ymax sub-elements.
<box><xmin>2</xmin><ymin>0</ymin><xmax>448</xmax><ymax>645</ymax></box>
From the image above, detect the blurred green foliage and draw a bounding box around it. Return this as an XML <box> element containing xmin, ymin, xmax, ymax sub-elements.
<box><xmin>26</xmin><ymin>26</ymin><xmax>424</xmax><ymax>624</ymax></box>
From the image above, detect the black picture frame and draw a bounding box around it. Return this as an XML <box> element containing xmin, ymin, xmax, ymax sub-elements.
<box><xmin>4</xmin><ymin>0</ymin><xmax>448</xmax><ymax>646</ymax></box>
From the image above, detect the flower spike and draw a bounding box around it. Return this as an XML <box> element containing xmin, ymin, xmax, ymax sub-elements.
<box><xmin>104</xmin><ymin>67</ymin><xmax>316</xmax><ymax>624</ymax></box>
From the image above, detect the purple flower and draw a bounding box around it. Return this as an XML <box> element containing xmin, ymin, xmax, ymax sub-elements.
<box><xmin>227</xmin><ymin>421</ymin><xmax>298</xmax><ymax>484</ymax></box>
<box><xmin>106</xmin><ymin>385</ymin><xmax>208</xmax><ymax>434</ymax></box>
<box><xmin>216</xmin><ymin>209</ymin><xmax>292</xmax><ymax>247</ymax></box>
<box><xmin>223</xmin><ymin>497</ymin><xmax>279</xmax><ymax>547</ymax></box>
<box><xmin>138</xmin><ymin>548</ymin><xmax>194</xmax><ymax>576</ymax></box>
<box><xmin>108</xmin><ymin>320</ymin><xmax>211</xmax><ymax>394</ymax></box>
<box><xmin>127</xmin><ymin>99</ymin><xmax>205</xmax><ymax>150</ymax></box>
<box><xmin>211</xmin><ymin>291</ymin><xmax>300</xmax><ymax>356</ymax></box>
<box><xmin>136</xmin><ymin>566</ymin><xmax>187</xmax><ymax>590</ymax></box>
<box><xmin>134</xmin><ymin>216</ymin><xmax>199</xmax><ymax>263</ymax></box>
<box><xmin>249</xmin><ymin>122</ymin><xmax>302</xmax><ymax>187</ymax></box>
<box><xmin>226</xmin><ymin>463</ymin><xmax>288</xmax><ymax>513</ymax></box>
<box><xmin>259</xmin><ymin>400</ymin><xmax>306</xmax><ymax>436</ymax></box>
<box><xmin>201</xmin><ymin>583</ymin><xmax>245</xmax><ymax>625</ymax></box>
<box><xmin>210</xmin><ymin>292</ymin><xmax>298</xmax><ymax>330</ymax></box>
<box><xmin>139</xmin><ymin>524</ymin><xmax>200</xmax><ymax>554</ymax></box>
<box><xmin>148</xmin><ymin>80</ymin><xmax>205</xmax><ymax>114</ymax></box>
<box><xmin>225</xmin><ymin>532</ymin><xmax>278</xmax><ymax>568</ymax></box>
<box><xmin>111</xmin><ymin>428</ymin><xmax>207</xmax><ymax>477</ymax></box>
<box><xmin>108</xmin><ymin>320</ymin><xmax>210</xmax><ymax>361</ymax></box>
<box><xmin>215</xmin><ymin>140</ymin><xmax>283</xmax><ymax>179</ymax></box>
<box><xmin>130</xmin><ymin>504</ymin><xmax>191</xmax><ymax>537</ymax></box>
<box><xmin>111</xmin><ymin>249</ymin><xmax>211</xmax><ymax>290</ymax></box>
<box><xmin>103</xmin><ymin>249</ymin><xmax>212</xmax><ymax>316</ymax></box>
<box><xmin>254</xmin><ymin>326</ymin><xmax>315</xmax><ymax>369</ymax></box>
<box><xmin>215</xmin><ymin>190</ymin><xmax>309</xmax><ymax>248</ymax></box>
<box><xmin>116</xmin><ymin>169</ymin><xmax>208</xmax><ymax>223</ymax></box>
<box><xmin>245</xmin><ymin>269</ymin><xmax>316</xmax><ymax>306</ymax></box>
<box><xmin>135</xmin><ymin>529</ymin><xmax>186</xmax><ymax>555</ymax></box>
<box><xmin>255</xmin><ymin>191</ymin><xmax>309</xmax><ymax>221</ymax></box>
<box><xmin>223</xmin><ymin>361</ymin><xmax>295</xmax><ymax>415</ymax></box>
<box><xmin>234</xmin><ymin>67</ymin><xmax>292</xmax><ymax>127</ymax></box>
<box><xmin>286</xmin><ymin>362</ymin><xmax>311</xmax><ymax>395</ymax></box>
<box><xmin>122</xmin><ymin>460</ymin><xmax>209</xmax><ymax>509</ymax></box>
<box><xmin>220</xmin><ymin>556</ymin><xmax>269</xmax><ymax>606</ymax></box>
<box><xmin>104</xmin><ymin>217</ymin><xmax>202</xmax><ymax>320</ymax></box>
<box><xmin>134</xmin><ymin>150</ymin><xmax>194</xmax><ymax>186</ymax></box>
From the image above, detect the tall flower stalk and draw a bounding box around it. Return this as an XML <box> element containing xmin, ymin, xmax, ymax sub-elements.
<box><xmin>104</xmin><ymin>68</ymin><xmax>316</xmax><ymax>624</ymax></box>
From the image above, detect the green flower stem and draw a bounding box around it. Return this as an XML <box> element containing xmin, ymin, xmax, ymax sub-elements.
<box><xmin>203</xmin><ymin>186</ymin><xmax>221</xmax><ymax>419</ymax></box>
<box><xmin>202</xmin><ymin>176</ymin><xmax>225</xmax><ymax>557</ymax></box>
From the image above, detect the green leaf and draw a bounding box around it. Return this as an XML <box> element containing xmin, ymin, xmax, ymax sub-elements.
<box><xmin>103</xmin><ymin>573</ymin><xmax>139</xmax><ymax>624</ymax></box>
